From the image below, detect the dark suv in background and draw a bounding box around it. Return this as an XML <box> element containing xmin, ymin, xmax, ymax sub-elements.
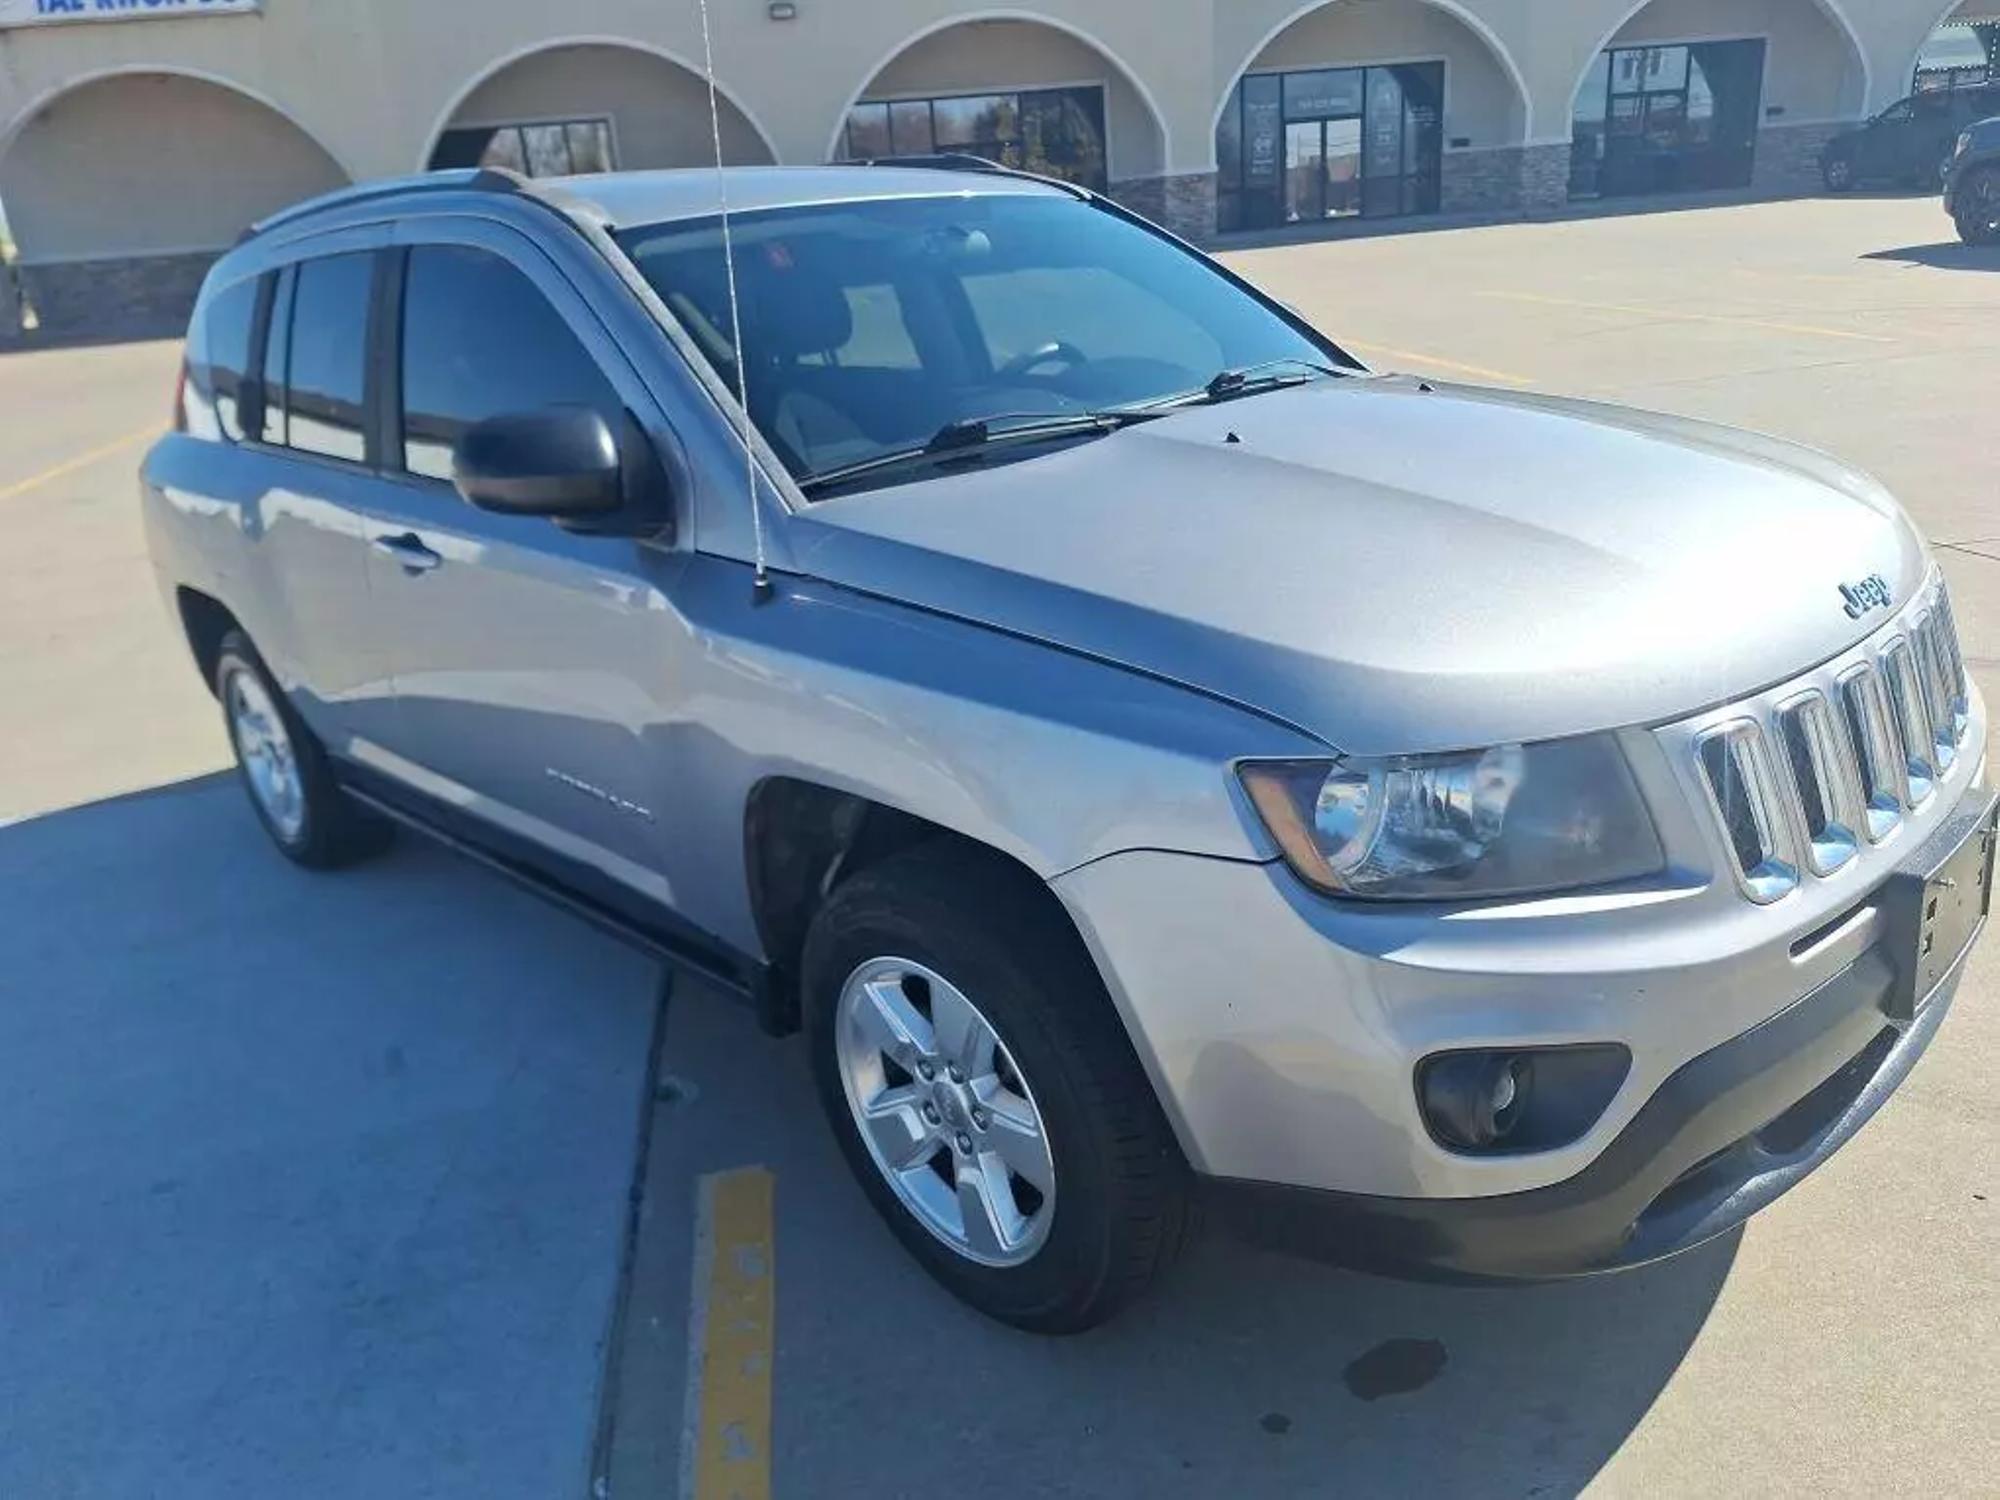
<box><xmin>1945</xmin><ymin>113</ymin><xmax>2000</xmax><ymax>243</ymax></box>
<box><xmin>1822</xmin><ymin>85</ymin><xmax>2000</xmax><ymax>191</ymax></box>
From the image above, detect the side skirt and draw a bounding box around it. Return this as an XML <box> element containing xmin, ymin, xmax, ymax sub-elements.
<box><xmin>335</xmin><ymin>762</ymin><xmax>790</xmax><ymax>1032</ymax></box>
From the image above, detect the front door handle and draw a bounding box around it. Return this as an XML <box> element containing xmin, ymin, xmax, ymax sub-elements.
<box><xmin>372</xmin><ymin>531</ymin><xmax>442</xmax><ymax>574</ymax></box>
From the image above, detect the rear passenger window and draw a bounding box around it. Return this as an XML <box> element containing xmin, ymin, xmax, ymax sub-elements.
<box><xmin>204</xmin><ymin>278</ymin><xmax>262</xmax><ymax>443</ymax></box>
<box><xmin>399</xmin><ymin>245</ymin><xmax>623</xmax><ymax>482</ymax></box>
<box><xmin>286</xmin><ymin>253</ymin><xmax>375</xmax><ymax>463</ymax></box>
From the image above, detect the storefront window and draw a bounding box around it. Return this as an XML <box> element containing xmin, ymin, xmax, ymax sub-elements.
<box><xmin>430</xmin><ymin>119</ymin><xmax>615</xmax><ymax>177</ymax></box>
<box><xmin>1217</xmin><ymin>63</ymin><xmax>1441</xmax><ymax>233</ymax></box>
<box><xmin>1570</xmin><ymin>39</ymin><xmax>1764</xmax><ymax>199</ymax></box>
<box><xmin>838</xmin><ymin>86</ymin><xmax>1108</xmax><ymax>192</ymax></box>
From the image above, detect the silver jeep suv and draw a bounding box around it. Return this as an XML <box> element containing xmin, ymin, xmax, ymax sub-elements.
<box><xmin>143</xmin><ymin>164</ymin><xmax>1993</xmax><ymax>1332</ymax></box>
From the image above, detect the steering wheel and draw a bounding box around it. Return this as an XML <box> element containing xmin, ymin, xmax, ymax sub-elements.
<box><xmin>995</xmin><ymin>340</ymin><xmax>1088</xmax><ymax>381</ymax></box>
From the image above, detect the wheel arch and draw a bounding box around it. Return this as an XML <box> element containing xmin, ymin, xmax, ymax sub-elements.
<box><xmin>743</xmin><ymin>775</ymin><xmax>1094</xmax><ymax>1035</ymax></box>
<box><xmin>175</xmin><ymin>586</ymin><xmax>242</xmax><ymax>696</ymax></box>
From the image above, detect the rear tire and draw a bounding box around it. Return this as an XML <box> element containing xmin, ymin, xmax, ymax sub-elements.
<box><xmin>215</xmin><ymin>631</ymin><xmax>391</xmax><ymax>869</ymax></box>
<box><xmin>801</xmin><ymin>842</ymin><xmax>1194</xmax><ymax>1333</ymax></box>
<box><xmin>1956</xmin><ymin>167</ymin><xmax>2000</xmax><ymax>245</ymax></box>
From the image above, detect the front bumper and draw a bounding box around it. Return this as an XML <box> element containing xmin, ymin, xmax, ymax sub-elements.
<box><xmin>1206</xmin><ymin>929</ymin><xmax>1964</xmax><ymax>1280</ymax></box>
<box><xmin>1053</xmin><ymin>749</ymin><xmax>1990</xmax><ymax>1275</ymax></box>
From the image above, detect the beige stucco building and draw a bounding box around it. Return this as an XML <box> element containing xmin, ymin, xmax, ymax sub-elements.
<box><xmin>0</xmin><ymin>0</ymin><xmax>1986</xmax><ymax>337</ymax></box>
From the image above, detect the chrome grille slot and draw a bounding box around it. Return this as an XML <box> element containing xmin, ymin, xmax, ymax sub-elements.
<box><xmin>1775</xmin><ymin>692</ymin><xmax>1860</xmax><ymax>875</ymax></box>
<box><xmin>1696</xmin><ymin>720</ymin><xmax>1800</xmax><ymax>904</ymax></box>
<box><xmin>1879</xmin><ymin>636</ymin><xmax>1937</xmax><ymax>806</ymax></box>
<box><xmin>1934</xmin><ymin>590</ymin><xmax>1969</xmax><ymax>740</ymax></box>
<box><xmin>1918</xmin><ymin>608</ymin><xmax>1966</xmax><ymax>764</ymax></box>
<box><xmin>1677</xmin><ymin>576</ymin><xmax>1972</xmax><ymax>904</ymax></box>
<box><xmin>1836</xmin><ymin>664</ymin><xmax>1904</xmax><ymax>843</ymax></box>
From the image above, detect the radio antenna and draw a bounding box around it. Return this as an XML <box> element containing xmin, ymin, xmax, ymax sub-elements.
<box><xmin>695</xmin><ymin>0</ymin><xmax>772</xmax><ymax>601</ymax></box>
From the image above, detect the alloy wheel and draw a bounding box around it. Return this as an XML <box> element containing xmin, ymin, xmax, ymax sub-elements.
<box><xmin>226</xmin><ymin>668</ymin><xmax>306</xmax><ymax>841</ymax></box>
<box><xmin>1972</xmin><ymin>173</ymin><xmax>2000</xmax><ymax>236</ymax></box>
<box><xmin>834</xmin><ymin>955</ymin><xmax>1056</xmax><ymax>1266</ymax></box>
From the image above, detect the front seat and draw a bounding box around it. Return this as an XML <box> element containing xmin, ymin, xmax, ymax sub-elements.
<box><xmin>742</xmin><ymin>268</ymin><xmax>874</xmax><ymax>477</ymax></box>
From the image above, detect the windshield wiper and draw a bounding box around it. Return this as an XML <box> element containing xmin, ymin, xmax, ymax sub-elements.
<box><xmin>1207</xmin><ymin>356</ymin><xmax>1351</xmax><ymax>397</ymax></box>
<box><xmin>798</xmin><ymin>409</ymin><xmax>1161</xmax><ymax>495</ymax></box>
<box><xmin>1121</xmin><ymin>356</ymin><xmax>1352</xmax><ymax>416</ymax></box>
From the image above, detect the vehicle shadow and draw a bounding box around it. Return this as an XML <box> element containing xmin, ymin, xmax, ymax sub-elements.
<box><xmin>1860</xmin><ymin>241</ymin><xmax>2000</xmax><ymax>270</ymax></box>
<box><xmin>20</xmin><ymin>774</ymin><xmax>1732</xmax><ymax>1498</ymax></box>
<box><xmin>0</xmin><ymin>775</ymin><xmax>662</xmax><ymax>1499</ymax></box>
<box><xmin>649</xmin><ymin>975</ymin><xmax>1736</xmax><ymax>1499</ymax></box>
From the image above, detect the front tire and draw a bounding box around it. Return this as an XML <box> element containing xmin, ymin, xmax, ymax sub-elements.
<box><xmin>215</xmin><ymin>631</ymin><xmax>390</xmax><ymax>868</ymax></box>
<box><xmin>1821</xmin><ymin>152</ymin><xmax>1855</xmax><ymax>192</ymax></box>
<box><xmin>1956</xmin><ymin>167</ymin><xmax>2000</xmax><ymax>245</ymax></box>
<box><xmin>802</xmin><ymin>843</ymin><xmax>1193</xmax><ymax>1333</ymax></box>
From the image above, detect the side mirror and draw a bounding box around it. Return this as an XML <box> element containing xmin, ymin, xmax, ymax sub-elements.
<box><xmin>452</xmin><ymin>406</ymin><xmax>624</xmax><ymax>519</ymax></box>
<box><xmin>452</xmin><ymin>405</ymin><xmax>676</xmax><ymax>539</ymax></box>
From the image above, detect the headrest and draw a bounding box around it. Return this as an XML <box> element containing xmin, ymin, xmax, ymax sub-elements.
<box><xmin>746</xmin><ymin>256</ymin><xmax>853</xmax><ymax>358</ymax></box>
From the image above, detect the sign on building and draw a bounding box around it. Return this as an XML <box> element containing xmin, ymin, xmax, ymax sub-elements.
<box><xmin>0</xmin><ymin>0</ymin><xmax>261</xmax><ymax>28</ymax></box>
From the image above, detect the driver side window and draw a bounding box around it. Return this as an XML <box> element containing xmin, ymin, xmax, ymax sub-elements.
<box><xmin>399</xmin><ymin>244</ymin><xmax>624</xmax><ymax>482</ymax></box>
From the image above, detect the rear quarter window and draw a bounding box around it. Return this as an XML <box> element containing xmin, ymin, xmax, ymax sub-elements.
<box><xmin>194</xmin><ymin>277</ymin><xmax>261</xmax><ymax>443</ymax></box>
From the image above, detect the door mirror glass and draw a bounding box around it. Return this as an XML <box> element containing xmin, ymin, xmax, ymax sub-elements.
<box><xmin>452</xmin><ymin>406</ymin><xmax>624</xmax><ymax>518</ymax></box>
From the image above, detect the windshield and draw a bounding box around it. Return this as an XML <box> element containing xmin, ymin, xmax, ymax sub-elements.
<box><xmin>615</xmin><ymin>192</ymin><xmax>1350</xmax><ymax>492</ymax></box>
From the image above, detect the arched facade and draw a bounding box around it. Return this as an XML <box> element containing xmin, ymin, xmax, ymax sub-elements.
<box><xmin>0</xmin><ymin>0</ymin><xmax>1973</xmax><ymax>336</ymax></box>
<box><xmin>1212</xmin><ymin>0</ymin><xmax>1535</xmax><ymax>230</ymax></box>
<box><xmin>423</xmin><ymin>40</ymin><xmax>777</xmax><ymax>176</ymax></box>
<box><xmin>1566</xmin><ymin>0</ymin><xmax>1870</xmax><ymax>201</ymax></box>
<box><xmin>0</xmin><ymin>69</ymin><xmax>349</xmax><ymax>337</ymax></box>
<box><xmin>829</xmin><ymin>14</ymin><xmax>1171</xmax><ymax>217</ymax></box>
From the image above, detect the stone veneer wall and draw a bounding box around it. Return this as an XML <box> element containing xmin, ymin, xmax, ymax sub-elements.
<box><xmin>1110</xmin><ymin>171</ymin><xmax>1218</xmax><ymax>244</ymax></box>
<box><xmin>1750</xmin><ymin>121</ymin><xmax>1849</xmax><ymax>196</ymax></box>
<box><xmin>1519</xmin><ymin>141</ymin><xmax>1572</xmax><ymax>215</ymax></box>
<box><xmin>0</xmin><ymin>262</ymin><xmax>23</xmax><ymax>344</ymax></box>
<box><xmin>1439</xmin><ymin>146</ymin><xmax>1524</xmax><ymax>215</ymax></box>
<box><xmin>1437</xmin><ymin>141</ymin><xmax>1574</xmax><ymax>219</ymax></box>
<box><xmin>10</xmin><ymin>251</ymin><xmax>218</xmax><ymax>344</ymax></box>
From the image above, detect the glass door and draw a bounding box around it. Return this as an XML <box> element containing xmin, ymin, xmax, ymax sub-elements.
<box><xmin>1285</xmin><ymin>121</ymin><xmax>1326</xmax><ymax>222</ymax></box>
<box><xmin>1325</xmin><ymin>118</ymin><xmax>1363</xmax><ymax>218</ymax></box>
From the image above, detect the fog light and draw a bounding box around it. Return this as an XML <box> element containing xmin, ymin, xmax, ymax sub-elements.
<box><xmin>1416</xmin><ymin>1043</ymin><xmax>1631</xmax><ymax>1156</ymax></box>
<box><xmin>1419</xmin><ymin>1052</ymin><xmax>1534</xmax><ymax>1150</ymax></box>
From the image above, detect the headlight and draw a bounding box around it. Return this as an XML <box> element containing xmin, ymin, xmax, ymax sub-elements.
<box><xmin>1957</xmin><ymin>130</ymin><xmax>1975</xmax><ymax>160</ymax></box>
<box><xmin>1239</xmin><ymin>735</ymin><xmax>1663</xmax><ymax>901</ymax></box>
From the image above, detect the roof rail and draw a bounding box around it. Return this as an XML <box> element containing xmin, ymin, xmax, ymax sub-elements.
<box><xmin>238</xmin><ymin>167</ymin><xmax>528</xmax><ymax>244</ymax></box>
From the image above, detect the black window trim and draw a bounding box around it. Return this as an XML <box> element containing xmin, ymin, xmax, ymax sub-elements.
<box><xmin>263</xmin><ymin>263</ymin><xmax>297</xmax><ymax>451</ymax></box>
<box><xmin>238</xmin><ymin>272</ymin><xmax>278</xmax><ymax>445</ymax></box>
<box><xmin>371</xmin><ymin>246</ymin><xmax>410</xmax><ymax>481</ymax></box>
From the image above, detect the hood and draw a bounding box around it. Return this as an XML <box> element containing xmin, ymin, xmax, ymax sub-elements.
<box><xmin>787</xmin><ymin>376</ymin><xmax>1927</xmax><ymax>756</ymax></box>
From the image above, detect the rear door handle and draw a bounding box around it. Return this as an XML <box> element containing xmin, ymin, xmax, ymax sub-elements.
<box><xmin>372</xmin><ymin>531</ymin><xmax>442</xmax><ymax>574</ymax></box>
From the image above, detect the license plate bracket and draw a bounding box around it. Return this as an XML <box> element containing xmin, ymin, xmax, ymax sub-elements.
<box><xmin>1881</xmin><ymin>793</ymin><xmax>1998</xmax><ymax>1021</ymax></box>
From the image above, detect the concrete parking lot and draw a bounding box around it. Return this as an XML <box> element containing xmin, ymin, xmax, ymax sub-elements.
<box><xmin>3</xmin><ymin>192</ymin><xmax>1997</xmax><ymax>1498</ymax></box>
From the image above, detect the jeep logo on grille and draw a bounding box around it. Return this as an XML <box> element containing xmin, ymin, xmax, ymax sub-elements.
<box><xmin>1839</xmin><ymin>574</ymin><xmax>1892</xmax><ymax>619</ymax></box>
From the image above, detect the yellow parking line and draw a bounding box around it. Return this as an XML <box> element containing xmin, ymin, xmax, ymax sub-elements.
<box><xmin>684</xmin><ymin>1167</ymin><xmax>775</xmax><ymax>1500</ymax></box>
<box><xmin>1479</xmin><ymin>289</ymin><xmax>1893</xmax><ymax>344</ymax></box>
<box><xmin>0</xmin><ymin>423</ymin><xmax>161</xmax><ymax>504</ymax></box>
<box><xmin>1341</xmin><ymin>340</ymin><xmax>1533</xmax><ymax>386</ymax></box>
